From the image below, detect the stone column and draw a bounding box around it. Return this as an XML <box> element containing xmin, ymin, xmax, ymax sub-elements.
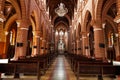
<box><xmin>76</xmin><ymin>26</ymin><xmax>81</xmax><ymax>55</ymax></box>
<box><xmin>31</xmin><ymin>37</ymin><xmax>36</xmax><ymax>56</ymax></box>
<box><xmin>76</xmin><ymin>39</ymin><xmax>81</xmax><ymax>55</ymax></box>
<box><xmin>47</xmin><ymin>41</ymin><xmax>49</xmax><ymax>54</ymax></box>
<box><xmin>13</xmin><ymin>20</ymin><xmax>29</xmax><ymax>60</ymax></box>
<box><xmin>44</xmin><ymin>40</ymin><xmax>47</xmax><ymax>54</ymax></box>
<box><xmin>55</xmin><ymin>32</ymin><xmax>57</xmax><ymax>53</ymax></box>
<box><xmin>35</xmin><ymin>31</ymin><xmax>41</xmax><ymax>55</ymax></box>
<box><xmin>75</xmin><ymin>42</ymin><xmax>76</xmax><ymax>54</ymax></box>
<box><xmin>43</xmin><ymin>40</ymin><xmax>46</xmax><ymax>54</ymax></box>
<box><xmin>102</xmin><ymin>23</ymin><xmax>107</xmax><ymax>58</ymax></box>
<box><xmin>85</xmin><ymin>33</ymin><xmax>90</xmax><ymax>57</ymax></box>
<box><xmin>39</xmin><ymin>37</ymin><xmax>42</xmax><ymax>55</ymax></box>
<box><xmin>31</xmin><ymin>31</ymin><xmax>37</xmax><ymax>56</ymax></box>
<box><xmin>39</xmin><ymin>38</ymin><xmax>43</xmax><ymax>55</ymax></box>
<box><xmin>93</xmin><ymin>27</ymin><xmax>105</xmax><ymax>59</ymax></box>
<box><xmin>14</xmin><ymin>27</ymin><xmax>28</xmax><ymax>59</ymax></box>
<box><xmin>72</xmin><ymin>41</ymin><xmax>75</xmax><ymax>54</ymax></box>
<box><xmin>45</xmin><ymin>41</ymin><xmax>48</xmax><ymax>54</ymax></box>
<box><xmin>33</xmin><ymin>35</ymin><xmax>40</xmax><ymax>56</ymax></box>
<box><xmin>40</xmin><ymin>38</ymin><xmax>46</xmax><ymax>55</ymax></box>
<box><xmin>68</xmin><ymin>30</ymin><xmax>72</xmax><ymax>53</ymax></box>
<box><xmin>81</xmin><ymin>32</ymin><xmax>88</xmax><ymax>56</ymax></box>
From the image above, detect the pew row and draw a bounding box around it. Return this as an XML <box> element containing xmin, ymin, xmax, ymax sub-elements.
<box><xmin>76</xmin><ymin>62</ymin><xmax>115</xmax><ymax>80</ymax></box>
<box><xmin>0</xmin><ymin>61</ymin><xmax>40</xmax><ymax>80</ymax></box>
<box><xmin>0</xmin><ymin>53</ymin><xmax>57</xmax><ymax>80</ymax></box>
<box><xmin>65</xmin><ymin>53</ymin><xmax>120</xmax><ymax>80</ymax></box>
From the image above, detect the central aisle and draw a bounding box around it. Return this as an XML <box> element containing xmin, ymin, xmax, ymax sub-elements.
<box><xmin>51</xmin><ymin>55</ymin><xmax>67</xmax><ymax>80</ymax></box>
<box><xmin>41</xmin><ymin>55</ymin><xmax>76</xmax><ymax>80</ymax></box>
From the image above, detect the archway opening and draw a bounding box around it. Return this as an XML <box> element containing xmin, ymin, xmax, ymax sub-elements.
<box><xmin>89</xmin><ymin>27</ymin><xmax>94</xmax><ymax>57</ymax></box>
<box><xmin>26</xmin><ymin>26</ymin><xmax>33</xmax><ymax>56</ymax></box>
<box><xmin>105</xmin><ymin>21</ymin><xmax>116</xmax><ymax>60</ymax></box>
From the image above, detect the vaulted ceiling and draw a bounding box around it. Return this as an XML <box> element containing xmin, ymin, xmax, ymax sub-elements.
<box><xmin>46</xmin><ymin>0</ymin><xmax>78</xmax><ymax>29</ymax></box>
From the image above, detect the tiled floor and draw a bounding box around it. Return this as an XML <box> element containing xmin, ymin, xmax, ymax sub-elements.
<box><xmin>1</xmin><ymin>55</ymin><xmax>119</xmax><ymax>80</ymax></box>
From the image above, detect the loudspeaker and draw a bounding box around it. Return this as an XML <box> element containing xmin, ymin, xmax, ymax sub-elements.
<box><xmin>99</xmin><ymin>43</ymin><xmax>105</xmax><ymax>48</ymax></box>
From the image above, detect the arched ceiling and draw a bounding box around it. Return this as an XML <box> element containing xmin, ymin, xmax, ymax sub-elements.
<box><xmin>46</xmin><ymin>0</ymin><xmax>78</xmax><ymax>29</ymax></box>
<box><xmin>55</xmin><ymin>23</ymin><xmax>68</xmax><ymax>32</ymax></box>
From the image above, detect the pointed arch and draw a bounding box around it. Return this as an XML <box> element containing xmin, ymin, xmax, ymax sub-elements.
<box><xmin>4</xmin><ymin>14</ymin><xmax>17</xmax><ymax>31</ymax></box>
<box><xmin>7</xmin><ymin>0</ymin><xmax>21</xmax><ymax>18</ymax></box>
<box><xmin>83</xmin><ymin>10</ymin><xmax>92</xmax><ymax>32</ymax></box>
<box><xmin>30</xmin><ymin>15</ymin><xmax>36</xmax><ymax>32</ymax></box>
<box><xmin>102</xmin><ymin>0</ymin><xmax>116</xmax><ymax>20</ymax></box>
<box><xmin>52</xmin><ymin>15</ymin><xmax>71</xmax><ymax>27</ymax></box>
<box><xmin>31</xmin><ymin>10</ymin><xmax>40</xmax><ymax>30</ymax></box>
<box><xmin>105</xmin><ymin>15</ymin><xmax>117</xmax><ymax>33</ymax></box>
<box><xmin>30</xmin><ymin>10</ymin><xmax>40</xmax><ymax>31</ymax></box>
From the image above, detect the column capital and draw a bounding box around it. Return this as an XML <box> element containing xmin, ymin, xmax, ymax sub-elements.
<box><xmin>20</xmin><ymin>27</ymin><xmax>29</xmax><ymax>30</ymax></box>
<box><xmin>35</xmin><ymin>35</ymin><xmax>40</xmax><ymax>38</ymax></box>
<box><xmin>93</xmin><ymin>27</ymin><xmax>102</xmax><ymax>31</ymax></box>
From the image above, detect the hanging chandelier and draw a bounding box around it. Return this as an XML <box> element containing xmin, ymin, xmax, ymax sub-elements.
<box><xmin>55</xmin><ymin>3</ymin><xmax>68</xmax><ymax>17</ymax></box>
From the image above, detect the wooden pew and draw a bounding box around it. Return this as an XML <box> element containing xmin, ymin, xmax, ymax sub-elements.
<box><xmin>75</xmin><ymin>62</ymin><xmax>115</xmax><ymax>80</ymax></box>
<box><xmin>66</xmin><ymin>53</ymin><xmax>102</xmax><ymax>72</ymax></box>
<box><xmin>72</xmin><ymin>56</ymin><xmax>103</xmax><ymax>72</ymax></box>
<box><xmin>0</xmin><ymin>53</ymin><xmax>57</xmax><ymax>79</ymax></box>
<box><xmin>29</xmin><ymin>55</ymin><xmax>49</xmax><ymax>72</ymax></box>
<box><xmin>0</xmin><ymin>61</ymin><xmax>40</xmax><ymax>80</ymax></box>
<box><xmin>65</xmin><ymin>53</ymin><xmax>119</xmax><ymax>80</ymax></box>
